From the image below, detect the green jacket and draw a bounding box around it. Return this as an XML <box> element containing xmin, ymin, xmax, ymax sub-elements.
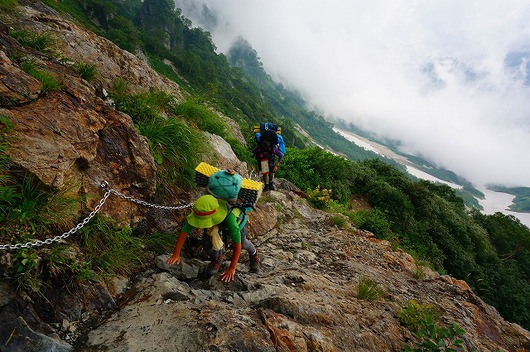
<box><xmin>181</xmin><ymin>210</ymin><xmax>243</xmax><ymax>243</ymax></box>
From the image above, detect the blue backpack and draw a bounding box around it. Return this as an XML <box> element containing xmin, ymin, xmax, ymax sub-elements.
<box><xmin>254</xmin><ymin>122</ymin><xmax>286</xmax><ymax>154</ymax></box>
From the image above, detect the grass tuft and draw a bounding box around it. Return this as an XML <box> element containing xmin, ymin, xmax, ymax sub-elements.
<box><xmin>109</xmin><ymin>83</ymin><xmax>205</xmax><ymax>188</ymax></box>
<box><xmin>10</xmin><ymin>30</ymin><xmax>57</xmax><ymax>53</ymax></box>
<box><xmin>21</xmin><ymin>60</ymin><xmax>62</xmax><ymax>93</ymax></box>
<box><xmin>0</xmin><ymin>0</ymin><xmax>19</xmax><ymax>13</ymax></box>
<box><xmin>357</xmin><ymin>274</ymin><xmax>386</xmax><ymax>301</ymax></box>
<box><xmin>73</xmin><ymin>61</ymin><xmax>97</xmax><ymax>81</ymax></box>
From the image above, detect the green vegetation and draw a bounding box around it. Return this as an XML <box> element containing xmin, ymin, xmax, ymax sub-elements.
<box><xmin>0</xmin><ymin>162</ymin><xmax>80</xmax><ymax>295</ymax></box>
<box><xmin>10</xmin><ymin>30</ymin><xmax>57</xmax><ymax>53</ymax></box>
<box><xmin>78</xmin><ymin>215</ymin><xmax>145</xmax><ymax>276</ymax></box>
<box><xmin>356</xmin><ymin>275</ymin><xmax>386</xmax><ymax>301</ymax></box>
<box><xmin>306</xmin><ymin>186</ymin><xmax>333</xmax><ymax>210</ymax></box>
<box><xmin>173</xmin><ymin>100</ymin><xmax>227</xmax><ymax>138</ymax></box>
<box><xmin>412</xmin><ymin>264</ymin><xmax>427</xmax><ymax>280</ymax></box>
<box><xmin>0</xmin><ymin>0</ymin><xmax>18</xmax><ymax>13</ymax></box>
<box><xmin>279</xmin><ymin>147</ymin><xmax>530</xmax><ymax>329</ymax></box>
<box><xmin>399</xmin><ymin>300</ymin><xmax>465</xmax><ymax>352</ymax></box>
<box><xmin>73</xmin><ymin>61</ymin><xmax>97</xmax><ymax>81</ymax></box>
<box><xmin>171</xmin><ymin>99</ymin><xmax>254</xmax><ymax>166</ymax></box>
<box><xmin>20</xmin><ymin>60</ymin><xmax>62</xmax><ymax>93</ymax></box>
<box><xmin>0</xmin><ymin>116</ymin><xmax>15</xmax><ymax>215</ymax></box>
<box><xmin>398</xmin><ymin>300</ymin><xmax>440</xmax><ymax>332</ymax></box>
<box><xmin>41</xmin><ymin>0</ymin><xmax>104</xmax><ymax>35</ymax></box>
<box><xmin>329</xmin><ymin>214</ymin><xmax>348</xmax><ymax>229</ymax></box>
<box><xmin>402</xmin><ymin>320</ymin><xmax>465</xmax><ymax>351</ymax></box>
<box><xmin>8</xmin><ymin>214</ymin><xmax>178</xmax><ymax>295</ymax></box>
<box><xmin>109</xmin><ymin>83</ymin><xmax>204</xmax><ymax>189</ymax></box>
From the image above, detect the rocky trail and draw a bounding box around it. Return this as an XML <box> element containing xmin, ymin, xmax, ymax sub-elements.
<box><xmin>73</xmin><ymin>190</ymin><xmax>530</xmax><ymax>351</ymax></box>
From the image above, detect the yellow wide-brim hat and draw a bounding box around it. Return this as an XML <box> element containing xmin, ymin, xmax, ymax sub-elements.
<box><xmin>187</xmin><ymin>195</ymin><xmax>228</xmax><ymax>229</ymax></box>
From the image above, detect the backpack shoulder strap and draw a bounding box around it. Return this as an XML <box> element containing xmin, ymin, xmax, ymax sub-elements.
<box><xmin>226</xmin><ymin>204</ymin><xmax>252</xmax><ymax>230</ymax></box>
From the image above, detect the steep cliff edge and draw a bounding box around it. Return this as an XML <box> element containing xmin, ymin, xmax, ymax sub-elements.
<box><xmin>1</xmin><ymin>2</ymin><xmax>530</xmax><ymax>352</ymax></box>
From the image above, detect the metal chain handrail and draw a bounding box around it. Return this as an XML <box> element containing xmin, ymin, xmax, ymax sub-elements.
<box><xmin>0</xmin><ymin>181</ymin><xmax>192</xmax><ymax>251</ymax></box>
<box><xmin>106</xmin><ymin>185</ymin><xmax>192</xmax><ymax>211</ymax></box>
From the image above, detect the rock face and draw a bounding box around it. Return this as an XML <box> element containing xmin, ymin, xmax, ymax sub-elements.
<box><xmin>77</xmin><ymin>191</ymin><xmax>530</xmax><ymax>352</ymax></box>
<box><xmin>205</xmin><ymin>132</ymin><xmax>249</xmax><ymax>177</ymax></box>
<box><xmin>0</xmin><ymin>4</ymin><xmax>165</xmax><ymax>226</ymax></box>
<box><xmin>16</xmin><ymin>1</ymin><xmax>185</xmax><ymax>97</ymax></box>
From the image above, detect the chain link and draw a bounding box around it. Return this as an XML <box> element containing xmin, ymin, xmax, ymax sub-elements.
<box><xmin>0</xmin><ymin>182</ymin><xmax>192</xmax><ymax>251</ymax></box>
<box><xmin>108</xmin><ymin>189</ymin><xmax>192</xmax><ymax>211</ymax></box>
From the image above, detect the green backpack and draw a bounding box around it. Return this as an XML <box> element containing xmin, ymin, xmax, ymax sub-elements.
<box><xmin>207</xmin><ymin>170</ymin><xmax>243</xmax><ymax>203</ymax></box>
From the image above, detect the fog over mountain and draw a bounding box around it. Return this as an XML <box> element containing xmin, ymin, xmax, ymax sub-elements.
<box><xmin>176</xmin><ymin>0</ymin><xmax>530</xmax><ymax>188</ymax></box>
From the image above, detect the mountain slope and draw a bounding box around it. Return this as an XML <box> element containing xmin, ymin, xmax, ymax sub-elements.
<box><xmin>0</xmin><ymin>2</ymin><xmax>529</xmax><ymax>351</ymax></box>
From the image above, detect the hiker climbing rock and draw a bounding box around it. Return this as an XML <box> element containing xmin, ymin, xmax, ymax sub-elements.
<box><xmin>166</xmin><ymin>194</ymin><xmax>259</xmax><ymax>282</ymax></box>
<box><xmin>253</xmin><ymin>136</ymin><xmax>284</xmax><ymax>192</ymax></box>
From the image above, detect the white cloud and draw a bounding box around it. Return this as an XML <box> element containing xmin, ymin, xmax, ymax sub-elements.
<box><xmin>179</xmin><ymin>0</ymin><xmax>530</xmax><ymax>187</ymax></box>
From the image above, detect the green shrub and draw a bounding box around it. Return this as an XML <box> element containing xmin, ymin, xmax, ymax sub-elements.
<box><xmin>412</xmin><ymin>264</ymin><xmax>427</xmax><ymax>280</ymax></box>
<box><xmin>226</xmin><ymin>136</ymin><xmax>254</xmax><ymax>166</ymax></box>
<box><xmin>147</xmin><ymin>53</ymin><xmax>187</xmax><ymax>87</ymax></box>
<box><xmin>300</xmin><ymin>241</ymin><xmax>311</xmax><ymax>250</ymax></box>
<box><xmin>349</xmin><ymin>208</ymin><xmax>393</xmax><ymax>239</ymax></box>
<box><xmin>1</xmin><ymin>174</ymin><xmax>78</xmax><ymax>236</ymax></box>
<box><xmin>10</xmin><ymin>30</ymin><xmax>56</xmax><ymax>53</ymax></box>
<box><xmin>357</xmin><ymin>274</ymin><xmax>386</xmax><ymax>301</ymax></box>
<box><xmin>402</xmin><ymin>317</ymin><xmax>465</xmax><ymax>352</ymax></box>
<box><xmin>12</xmin><ymin>249</ymin><xmax>43</xmax><ymax>294</ymax></box>
<box><xmin>137</xmin><ymin>115</ymin><xmax>203</xmax><ymax>187</ymax></box>
<box><xmin>329</xmin><ymin>214</ymin><xmax>348</xmax><ymax>229</ymax></box>
<box><xmin>173</xmin><ymin>100</ymin><xmax>227</xmax><ymax>138</ymax></box>
<box><xmin>398</xmin><ymin>300</ymin><xmax>440</xmax><ymax>332</ymax></box>
<box><xmin>73</xmin><ymin>61</ymin><xmax>96</xmax><ymax>81</ymax></box>
<box><xmin>79</xmin><ymin>215</ymin><xmax>145</xmax><ymax>276</ymax></box>
<box><xmin>0</xmin><ymin>115</ymin><xmax>16</xmax><ymax>220</ymax></box>
<box><xmin>144</xmin><ymin>231</ymin><xmax>179</xmax><ymax>253</ymax></box>
<box><xmin>43</xmin><ymin>244</ymin><xmax>99</xmax><ymax>288</ymax></box>
<box><xmin>0</xmin><ymin>0</ymin><xmax>18</xmax><ymax>13</ymax></box>
<box><xmin>21</xmin><ymin>60</ymin><xmax>62</xmax><ymax>93</ymax></box>
<box><xmin>110</xmin><ymin>83</ymin><xmax>173</xmax><ymax>123</ymax></box>
<box><xmin>307</xmin><ymin>186</ymin><xmax>333</xmax><ymax>210</ymax></box>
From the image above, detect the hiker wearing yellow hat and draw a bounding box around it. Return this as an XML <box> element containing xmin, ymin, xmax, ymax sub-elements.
<box><xmin>166</xmin><ymin>194</ymin><xmax>259</xmax><ymax>282</ymax></box>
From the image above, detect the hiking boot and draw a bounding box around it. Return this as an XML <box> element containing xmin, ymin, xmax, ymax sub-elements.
<box><xmin>249</xmin><ymin>250</ymin><xmax>260</xmax><ymax>273</ymax></box>
<box><xmin>263</xmin><ymin>184</ymin><xmax>270</xmax><ymax>192</ymax></box>
<box><xmin>268</xmin><ymin>183</ymin><xmax>275</xmax><ymax>191</ymax></box>
<box><xmin>206</xmin><ymin>250</ymin><xmax>224</xmax><ymax>275</ymax></box>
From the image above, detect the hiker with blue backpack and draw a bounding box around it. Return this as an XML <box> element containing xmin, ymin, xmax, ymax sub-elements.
<box><xmin>253</xmin><ymin>123</ymin><xmax>285</xmax><ymax>191</ymax></box>
<box><xmin>166</xmin><ymin>170</ymin><xmax>259</xmax><ymax>282</ymax></box>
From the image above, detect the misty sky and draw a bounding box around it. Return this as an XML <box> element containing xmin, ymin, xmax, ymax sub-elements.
<box><xmin>178</xmin><ymin>0</ymin><xmax>530</xmax><ymax>187</ymax></box>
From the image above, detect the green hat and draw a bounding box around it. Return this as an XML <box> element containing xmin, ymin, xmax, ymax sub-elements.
<box><xmin>187</xmin><ymin>195</ymin><xmax>228</xmax><ymax>229</ymax></box>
